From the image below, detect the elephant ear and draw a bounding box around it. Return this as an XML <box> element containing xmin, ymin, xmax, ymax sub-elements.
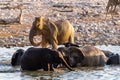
<box><xmin>68</xmin><ymin>47</ymin><xmax>84</xmax><ymax>60</ymax></box>
<box><xmin>35</xmin><ymin>16</ymin><xmax>44</xmax><ymax>30</ymax></box>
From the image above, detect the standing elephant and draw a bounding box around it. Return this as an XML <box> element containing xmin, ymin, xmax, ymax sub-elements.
<box><xmin>58</xmin><ymin>46</ymin><xmax>107</xmax><ymax>67</ymax></box>
<box><xmin>11</xmin><ymin>47</ymin><xmax>73</xmax><ymax>71</ymax></box>
<box><xmin>29</xmin><ymin>16</ymin><xmax>74</xmax><ymax>50</ymax></box>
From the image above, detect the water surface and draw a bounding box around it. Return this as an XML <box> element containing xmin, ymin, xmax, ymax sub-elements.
<box><xmin>0</xmin><ymin>45</ymin><xmax>119</xmax><ymax>80</ymax></box>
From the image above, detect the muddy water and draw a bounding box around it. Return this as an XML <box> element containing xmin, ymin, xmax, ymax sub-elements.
<box><xmin>0</xmin><ymin>45</ymin><xmax>119</xmax><ymax>80</ymax></box>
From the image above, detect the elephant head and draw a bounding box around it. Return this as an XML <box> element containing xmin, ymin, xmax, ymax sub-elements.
<box><xmin>57</xmin><ymin>51</ymin><xmax>73</xmax><ymax>70</ymax></box>
<box><xmin>58</xmin><ymin>46</ymin><xmax>107</xmax><ymax>67</ymax></box>
<box><xmin>58</xmin><ymin>46</ymin><xmax>84</xmax><ymax>67</ymax></box>
<box><xmin>11</xmin><ymin>49</ymin><xmax>24</xmax><ymax>66</ymax></box>
<box><xmin>29</xmin><ymin>17</ymin><xmax>45</xmax><ymax>46</ymax></box>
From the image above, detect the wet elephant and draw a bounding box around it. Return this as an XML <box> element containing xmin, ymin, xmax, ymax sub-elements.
<box><xmin>101</xmin><ymin>50</ymin><xmax>114</xmax><ymax>58</ymax></box>
<box><xmin>11</xmin><ymin>47</ymin><xmax>73</xmax><ymax>71</ymax></box>
<box><xmin>63</xmin><ymin>42</ymin><xmax>80</xmax><ymax>47</ymax></box>
<box><xmin>11</xmin><ymin>49</ymin><xmax>24</xmax><ymax>66</ymax></box>
<box><xmin>58</xmin><ymin>46</ymin><xmax>107</xmax><ymax>67</ymax></box>
<box><xmin>62</xmin><ymin>42</ymin><xmax>114</xmax><ymax>58</ymax></box>
<box><xmin>106</xmin><ymin>54</ymin><xmax>120</xmax><ymax>65</ymax></box>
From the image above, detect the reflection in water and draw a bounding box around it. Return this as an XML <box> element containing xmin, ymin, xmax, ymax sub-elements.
<box><xmin>0</xmin><ymin>45</ymin><xmax>120</xmax><ymax>80</ymax></box>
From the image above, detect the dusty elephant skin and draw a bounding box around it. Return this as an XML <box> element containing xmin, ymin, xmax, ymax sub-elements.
<box><xmin>58</xmin><ymin>46</ymin><xmax>107</xmax><ymax>67</ymax></box>
<box><xmin>29</xmin><ymin>16</ymin><xmax>74</xmax><ymax>50</ymax></box>
<box><xmin>11</xmin><ymin>47</ymin><xmax>73</xmax><ymax>71</ymax></box>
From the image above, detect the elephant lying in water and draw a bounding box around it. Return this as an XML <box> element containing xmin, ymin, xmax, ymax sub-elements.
<box><xmin>62</xmin><ymin>42</ymin><xmax>114</xmax><ymax>58</ymax></box>
<box><xmin>11</xmin><ymin>47</ymin><xmax>73</xmax><ymax>71</ymax></box>
<box><xmin>58</xmin><ymin>46</ymin><xmax>107</xmax><ymax>67</ymax></box>
<box><xmin>106</xmin><ymin>54</ymin><xmax>120</xmax><ymax>65</ymax></box>
<box><xmin>101</xmin><ymin>50</ymin><xmax>114</xmax><ymax>58</ymax></box>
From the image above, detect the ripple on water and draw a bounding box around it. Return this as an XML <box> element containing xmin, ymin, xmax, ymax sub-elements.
<box><xmin>0</xmin><ymin>45</ymin><xmax>119</xmax><ymax>80</ymax></box>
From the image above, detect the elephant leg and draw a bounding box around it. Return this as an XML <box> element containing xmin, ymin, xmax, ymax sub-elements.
<box><xmin>48</xmin><ymin>63</ymin><xmax>54</xmax><ymax>71</ymax></box>
<box><xmin>43</xmin><ymin>63</ymin><xmax>54</xmax><ymax>71</ymax></box>
<box><xmin>51</xmin><ymin>41</ymin><xmax>58</xmax><ymax>50</ymax></box>
<box><xmin>50</xmin><ymin>64</ymin><xmax>54</xmax><ymax>71</ymax></box>
<box><xmin>48</xmin><ymin>63</ymin><xmax>50</xmax><ymax>71</ymax></box>
<box><xmin>69</xmin><ymin>34</ymin><xmax>74</xmax><ymax>44</ymax></box>
<box><xmin>43</xmin><ymin>63</ymin><xmax>49</xmax><ymax>71</ymax></box>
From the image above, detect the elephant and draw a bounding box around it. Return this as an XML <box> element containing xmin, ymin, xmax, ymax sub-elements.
<box><xmin>29</xmin><ymin>16</ymin><xmax>74</xmax><ymax>50</ymax></box>
<box><xmin>106</xmin><ymin>54</ymin><xmax>120</xmax><ymax>65</ymax></box>
<box><xmin>101</xmin><ymin>50</ymin><xmax>114</xmax><ymax>58</ymax></box>
<box><xmin>62</xmin><ymin>42</ymin><xmax>114</xmax><ymax>58</ymax></box>
<box><xmin>11</xmin><ymin>49</ymin><xmax>24</xmax><ymax>66</ymax></box>
<box><xmin>58</xmin><ymin>46</ymin><xmax>107</xmax><ymax>67</ymax></box>
<box><xmin>11</xmin><ymin>47</ymin><xmax>73</xmax><ymax>71</ymax></box>
<box><xmin>63</xmin><ymin>42</ymin><xmax>80</xmax><ymax>47</ymax></box>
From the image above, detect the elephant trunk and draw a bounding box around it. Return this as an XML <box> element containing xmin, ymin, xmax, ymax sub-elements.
<box><xmin>58</xmin><ymin>52</ymin><xmax>73</xmax><ymax>71</ymax></box>
<box><xmin>29</xmin><ymin>26</ymin><xmax>41</xmax><ymax>46</ymax></box>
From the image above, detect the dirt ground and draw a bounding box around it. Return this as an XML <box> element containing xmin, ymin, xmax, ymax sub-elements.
<box><xmin>0</xmin><ymin>24</ymin><xmax>30</xmax><ymax>47</ymax></box>
<box><xmin>0</xmin><ymin>0</ymin><xmax>120</xmax><ymax>47</ymax></box>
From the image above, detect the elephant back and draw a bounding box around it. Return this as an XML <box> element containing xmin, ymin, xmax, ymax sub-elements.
<box><xmin>80</xmin><ymin>46</ymin><xmax>107</xmax><ymax>66</ymax></box>
<box><xmin>54</xmin><ymin>20</ymin><xmax>74</xmax><ymax>44</ymax></box>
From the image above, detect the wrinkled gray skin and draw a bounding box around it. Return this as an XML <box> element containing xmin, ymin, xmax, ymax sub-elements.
<box><xmin>11</xmin><ymin>49</ymin><xmax>24</xmax><ymax>66</ymax></box>
<box><xmin>62</xmin><ymin>42</ymin><xmax>114</xmax><ymax>58</ymax></box>
<box><xmin>106</xmin><ymin>54</ymin><xmax>120</xmax><ymax>65</ymax></box>
<box><xmin>101</xmin><ymin>50</ymin><xmax>114</xmax><ymax>58</ymax></box>
<box><xmin>58</xmin><ymin>46</ymin><xmax>107</xmax><ymax>67</ymax></box>
<box><xmin>58</xmin><ymin>46</ymin><xmax>84</xmax><ymax>67</ymax></box>
<box><xmin>11</xmin><ymin>47</ymin><xmax>73</xmax><ymax>71</ymax></box>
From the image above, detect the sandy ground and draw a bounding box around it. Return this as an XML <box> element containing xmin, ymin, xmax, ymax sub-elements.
<box><xmin>0</xmin><ymin>0</ymin><xmax>120</xmax><ymax>47</ymax></box>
